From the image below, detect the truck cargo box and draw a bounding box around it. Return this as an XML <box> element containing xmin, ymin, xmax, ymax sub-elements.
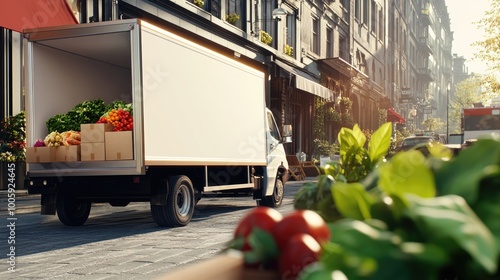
<box><xmin>24</xmin><ymin>19</ymin><xmax>267</xmax><ymax>177</ymax></box>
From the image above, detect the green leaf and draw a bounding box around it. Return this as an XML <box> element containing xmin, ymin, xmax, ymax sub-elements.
<box><xmin>368</xmin><ymin>122</ymin><xmax>392</xmax><ymax>164</ymax></box>
<box><xmin>351</xmin><ymin>124</ymin><xmax>367</xmax><ymax>148</ymax></box>
<box><xmin>338</xmin><ymin>126</ymin><xmax>362</xmax><ymax>157</ymax></box>
<box><xmin>426</xmin><ymin>142</ymin><xmax>454</xmax><ymax>160</ymax></box>
<box><xmin>399</xmin><ymin>242</ymin><xmax>449</xmax><ymax>267</ymax></box>
<box><xmin>405</xmin><ymin>195</ymin><xmax>498</xmax><ymax>274</ymax></box>
<box><xmin>244</xmin><ymin>227</ymin><xmax>279</xmax><ymax>264</ymax></box>
<box><xmin>435</xmin><ymin>138</ymin><xmax>500</xmax><ymax>204</ymax></box>
<box><xmin>332</xmin><ymin>182</ymin><xmax>376</xmax><ymax>220</ymax></box>
<box><xmin>378</xmin><ymin>150</ymin><xmax>436</xmax><ymax>199</ymax></box>
<box><xmin>472</xmin><ymin>170</ymin><xmax>500</xmax><ymax>254</ymax></box>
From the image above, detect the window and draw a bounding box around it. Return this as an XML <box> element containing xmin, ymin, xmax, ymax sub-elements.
<box><xmin>267</xmin><ymin>111</ymin><xmax>281</xmax><ymax>140</ymax></box>
<box><xmin>260</xmin><ymin>0</ymin><xmax>276</xmax><ymax>47</ymax></box>
<box><xmin>326</xmin><ymin>26</ymin><xmax>333</xmax><ymax>58</ymax></box>
<box><xmin>210</xmin><ymin>0</ymin><xmax>221</xmax><ymax>17</ymax></box>
<box><xmin>378</xmin><ymin>8</ymin><xmax>384</xmax><ymax>38</ymax></box>
<box><xmin>311</xmin><ymin>17</ymin><xmax>319</xmax><ymax>54</ymax></box>
<box><xmin>339</xmin><ymin>35</ymin><xmax>348</xmax><ymax>61</ymax></box>
<box><xmin>372</xmin><ymin>61</ymin><xmax>376</xmax><ymax>80</ymax></box>
<box><xmin>286</xmin><ymin>12</ymin><xmax>297</xmax><ymax>56</ymax></box>
<box><xmin>354</xmin><ymin>0</ymin><xmax>360</xmax><ymax>20</ymax></box>
<box><xmin>371</xmin><ymin>1</ymin><xmax>376</xmax><ymax>33</ymax></box>
<box><xmin>362</xmin><ymin>0</ymin><xmax>368</xmax><ymax>25</ymax></box>
<box><xmin>226</xmin><ymin>0</ymin><xmax>243</xmax><ymax>28</ymax></box>
<box><xmin>340</xmin><ymin>0</ymin><xmax>349</xmax><ymax>9</ymax></box>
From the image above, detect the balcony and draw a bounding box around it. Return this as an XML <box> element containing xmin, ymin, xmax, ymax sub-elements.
<box><xmin>418</xmin><ymin>36</ymin><xmax>433</xmax><ymax>54</ymax></box>
<box><xmin>417</xmin><ymin>68</ymin><xmax>435</xmax><ymax>82</ymax></box>
<box><xmin>420</xmin><ymin>12</ymin><xmax>431</xmax><ymax>26</ymax></box>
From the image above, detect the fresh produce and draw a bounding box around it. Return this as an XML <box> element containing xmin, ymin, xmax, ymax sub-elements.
<box><xmin>279</xmin><ymin>234</ymin><xmax>321</xmax><ymax>279</ymax></box>
<box><xmin>272</xmin><ymin>210</ymin><xmax>330</xmax><ymax>250</ymax></box>
<box><xmin>97</xmin><ymin>101</ymin><xmax>133</xmax><ymax>131</ymax></box>
<box><xmin>293</xmin><ymin>127</ymin><xmax>500</xmax><ymax>279</ymax></box>
<box><xmin>234</xmin><ymin>207</ymin><xmax>283</xmax><ymax>251</ymax></box>
<box><xmin>33</xmin><ymin>139</ymin><xmax>45</xmax><ymax>147</ymax></box>
<box><xmin>44</xmin><ymin>131</ymin><xmax>64</xmax><ymax>147</ymax></box>
<box><xmin>97</xmin><ymin>107</ymin><xmax>133</xmax><ymax>131</ymax></box>
<box><xmin>294</xmin><ymin>123</ymin><xmax>392</xmax><ymax>222</ymax></box>
<box><xmin>61</xmin><ymin>130</ymin><xmax>81</xmax><ymax>145</ymax></box>
<box><xmin>46</xmin><ymin>99</ymin><xmax>107</xmax><ymax>133</ymax></box>
<box><xmin>43</xmin><ymin>131</ymin><xmax>81</xmax><ymax>147</ymax></box>
<box><xmin>228</xmin><ymin>208</ymin><xmax>331</xmax><ymax>278</ymax></box>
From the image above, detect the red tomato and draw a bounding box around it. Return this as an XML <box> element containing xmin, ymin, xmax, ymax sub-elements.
<box><xmin>234</xmin><ymin>206</ymin><xmax>283</xmax><ymax>239</ymax></box>
<box><xmin>278</xmin><ymin>233</ymin><xmax>321</xmax><ymax>279</ymax></box>
<box><xmin>272</xmin><ymin>210</ymin><xmax>330</xmax><ymax>250</ymax></box>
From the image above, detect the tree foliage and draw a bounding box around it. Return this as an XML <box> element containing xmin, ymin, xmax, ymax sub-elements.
<box><xmin>421</xmin><ymin>117</ymin><xmax>444</xmax><ymax>132</ymax></box>
<box><xmin>448</xmin><ymin>76</ymin><xmax>484</xmax><ymax>134</ymax></box>
<box><xmin>472</xmin><ymin>0</ymin><xmax>500</xmax><ymax>96</ymax></box>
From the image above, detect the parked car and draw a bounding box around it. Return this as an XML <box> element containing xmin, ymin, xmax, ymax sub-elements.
<box><xmin>396</xmin><ymin>136</ymin><xmax>435</xmax><ymax>152</ymax></box>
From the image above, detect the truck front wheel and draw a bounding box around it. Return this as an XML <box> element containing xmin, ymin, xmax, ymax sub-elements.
<box><xmin>56</xmin><ymin>192</ymin><xmax>91</xmax><ymax>226</ymax></box>
<box><xmin>151</xmin><ymin>175</ymin><xmax>195</xmax><ymax>227</ymax></box>
<box><xmin>259</xmin><ymin>178</ymin><xmax>284</xmax><ymax>208</ymax></box>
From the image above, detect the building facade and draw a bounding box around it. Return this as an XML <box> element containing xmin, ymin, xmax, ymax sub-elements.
<box><xmin>1</xmin><ymin>0</ymin><xmax>455</xmax><ymax>159</ymax></box>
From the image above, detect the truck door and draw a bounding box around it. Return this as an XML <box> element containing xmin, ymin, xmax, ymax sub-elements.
<box><xmin>265</xmin><ymin>110</ymin><xmax>286</xmax><ymax>182</ymax></box>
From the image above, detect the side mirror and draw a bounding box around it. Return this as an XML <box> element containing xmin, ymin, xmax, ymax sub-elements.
<box><xmin>282</xmin><ymin>124</ymin><xmax>292</xmax><ymax>143</ymax></box>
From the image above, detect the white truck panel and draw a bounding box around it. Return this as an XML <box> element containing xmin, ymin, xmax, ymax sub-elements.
<box><xmin>140</xmin><ymin>22</ymin><xmax>268</xmax><ymax>166</ymax></box>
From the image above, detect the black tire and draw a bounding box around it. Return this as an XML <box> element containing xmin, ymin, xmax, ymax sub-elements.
<box><xmin>259</xmin><ymin>178</ymin><xmax>284</xmax><ymax>208</ymax></box>
<box><xmin>56</xmin><ymin>190</ymin><xmax>91</xmax><ymax>226</ymax></box>
<box><xmin>151</xmin><ymin>175</ymin><xmax>195</xmax><ymax>227</ymax></box>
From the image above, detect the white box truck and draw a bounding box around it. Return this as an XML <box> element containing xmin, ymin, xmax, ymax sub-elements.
<box><xmin>23</xmin><ymin>19</ymin><xmax>290</xmax><ymax>227</ymax></box>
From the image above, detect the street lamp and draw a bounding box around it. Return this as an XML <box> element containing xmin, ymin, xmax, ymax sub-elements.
<box><xmin>447</xmin><ymin>84</ymin><xmax>451</xmax><ymax>142</ymax></box>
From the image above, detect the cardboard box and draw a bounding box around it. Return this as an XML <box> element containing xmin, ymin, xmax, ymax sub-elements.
<box><xmin>105</xmin><ymin>131</ymin><xmax>133</xmax><ymax>160</ymax></box>
<box><xmin>80</xmin><ymin>123</ymin><xmax>114</xmax><ymax>143</ymax></box>
<box><xmin>25</xmin><ymin>147</ymin><xmax>56</xmax><ymax>163</ymax></box>
<box><xmin>81</xmin><ymin>142</ymin><xmax>105</xmax><ymax>161</ymax></box>
<box><xmin>55</xmin><ymin>145</ymin><xmax>81</xmax><ymax>162</ymax></box>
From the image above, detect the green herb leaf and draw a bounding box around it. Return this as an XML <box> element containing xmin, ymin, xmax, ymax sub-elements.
<box><xmin>367</xmin><ymin>122</ymin><xmax>392</xmax><ymax>164</ymax></box>
<box><xmin>332</xmin><ymin>182</ymin><xmax>376</xmax><ymax>220</ymax></box>
<box><xmin>378</xmin><ymin>150</ymin><xmax>436</xmax><ymax>199</ymax></box>
<box><xmin>405</xmin><ymin>194</ymin><xmax>497</xmax><ymax>274</ymax></box>
<box><xmin>244</xmin><ymin>227</ymin><xmax>279</xmax><ymax>264</ymax></box>
<box><xmin>435</xmin><ymin>138</ymin><xmax>500</xmax><ymax>204</ymax></box>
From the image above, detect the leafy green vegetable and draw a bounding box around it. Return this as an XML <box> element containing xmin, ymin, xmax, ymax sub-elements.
<box><xmin>294</xmin><ymin>127</ymin><xmax>500</xmax><ymax>279</ymax></box>
<box><xmin>435</xmin><ymin>138</ymin><xmax>500</xmax><ymax>204</ymax></box>
<box><xmin>367</xmin><ymin>122</ymin><xmax>392</xmax><ymax>165</ymax></box>
<box><xmin>378</xmin><ymin>150</ymin><xmax>436</xmax><ymax>199</ymax></box>
<box><xmin>46</xmin><ymin>99</ymin><xmax>107</xmax><ymax>132</ymax></box>
<box><xmin>106</xmin><ymin>100</ymin><xmax>133</xmax><ymax>114</ymax></box>
<box><xmin>295</xmin><ymin>123</ymin><xmax>392</xmax><ymax>222</ymax></box>
<box><xmin>406</xmin><ymin>194</ymin><xmax>497</xmax><ymax>275</ymax></box>
<box><xmin>332</xmin><ymin>182</ymin><xmax>375</xmax><ymax>220</ymax></box>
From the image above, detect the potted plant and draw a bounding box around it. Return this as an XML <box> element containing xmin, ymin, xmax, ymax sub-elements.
<box><xmin>225</xmin><ymin>13</ymin><xmax>240</xmax><ymax>25</ymax></box>
<box><xmin>0</xmin><ymin>111</ymin><xmax>26</xmax><ymax>189</ymax></box>
<box><xmin>193</xmin><ymin>0</ymin><xmax>204</xmax><ymax>8</ymax></box>
<box><xmin>260</xmin><ymin>31</ymin><xmax>273</xmax><ymax>45</ymax></box>
<box><xmin>284</xmin><ymin>44</ymin><xmax>294</xmax><ymax>56</ymax></box>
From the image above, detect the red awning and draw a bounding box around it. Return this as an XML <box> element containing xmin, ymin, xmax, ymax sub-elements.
<box><xmin>387</xmin><ymin>108</ymin><xmax>406</xmax><ymax>124</ymax></box>
<box><xmin>0</xmin><ymin>0</ymin><xmax>78</xmax><ymax>33</ymax></box>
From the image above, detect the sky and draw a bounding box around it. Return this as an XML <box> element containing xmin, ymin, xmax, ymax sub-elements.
<box><xmin>446</xmin><ymin>0</ymin><xmax>490</xmax><ymax>75</ymax></box>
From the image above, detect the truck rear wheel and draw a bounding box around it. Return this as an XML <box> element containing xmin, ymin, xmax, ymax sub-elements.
<box><xmin>259</xmin><ymin>178</ymin><xmax>284</xmax><ymax>208</ymax></box>
<box><xmin>56</xmin><ymin>192</ymin><xmax>91</xmax><ymax>226</ymax></box>
<box><xmin>151</xmin><ymin>175</ymin><xmax>195</xmax><ymax>227</ymax></box>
